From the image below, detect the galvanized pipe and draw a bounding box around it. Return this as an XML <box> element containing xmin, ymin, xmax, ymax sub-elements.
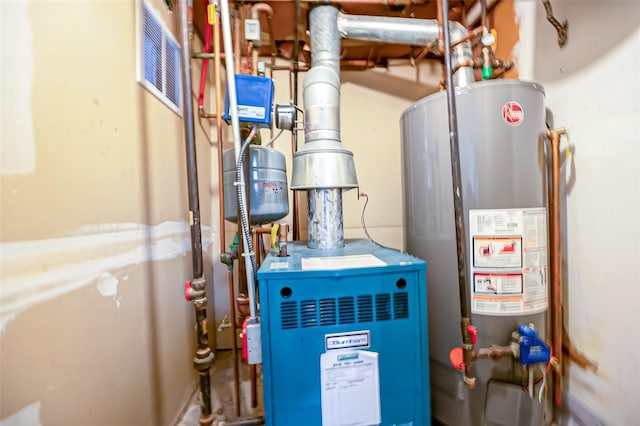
<box><xmin>293</xmin><ymin>4</ymin><xmax>356</xmax><ymax>250</ymax></box>
<box><xmin>296</xmin><ymin>6</ymin><xmax>476</xmax><ymax>250</ymax></box>
<box><xmin>337</xmin><ymin>12</ymin><xmax>474</xmax><ymax>87</ymax></box>
<box><xmin>307</xmin><ymin>188</ymin><xmax>344</xmax><ymax>250</ymax></box>
<box><xmin>441</xmin><ymin>0</ymin><xmax>475</xmax><ymax>388</ymax></box>
<box><xmin>337</xmin><ymin>12</ymin><xmax>440</xmax><ymax>45</ymax></box>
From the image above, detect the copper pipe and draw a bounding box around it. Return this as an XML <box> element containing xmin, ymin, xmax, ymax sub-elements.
<box><xmin>436</xmin><ymin>0</ymin><xmax>444</xmax><ymax>54</ymax></box>
<box><xmin>250</xmin><ymin>3</ymin><xmax>274</xmax><ymax>76</ymax></box>
<box><xmin>452</xmin><ymin>60</ymin><xmax>473</xmax><ymax>74</ymax></box>
<box><xmin>472</xmin><ymin>345</ymin><xmax>514</xmax><ymax>361</ymax></box>
<box><xmin>215</xmin><ymin>10</ymin><xmax>226</xmax><ymax>268</ymax></box>
<box><xmin>241</xmin><ymin>0</ymin><xmax>415</xmax><ymax>3</ymax></box>
<box><xmin>451</xmin><ymin>26</ymin><xmax>483</xmax><ymax>49</ymax></box>
<box><xmin>234</xmin><ymin>10</ymin><xmax>241</xmax><ymax>73</ymax></box>
<box><xmin>192</xmin><ymin>52</ymin><xmax>226</xmax><ymax>59</ymax></box>
<box><xmin>200</xmin><ymin>112</ymin><xmax>218</xmax><ymax>119</ymax></box>
<box><xmin>412</xmin><ymin>40</ymin><xmax>437</xmax><ymax>65</ymax></box>
<box><xmin>227</xmin><ymin>269</ymin><xmax>241</xmax><ymax>417</ymax></box>
<box><xmin>269</xmin><ymin>64</ymin><xmax>310</xmax><ymax>72</ymax></box>
<box><xmin>248</xmin><ymin>228</ymin><xmax>263</xmax><ymax>407</ymax></box>
<box><xmin>252</xmin><ymin>228</ymin><xmax>262</xmax><ymax>266</ymax></box>
<box><xmin>547</xmin><ymin>127</ymin><xmax>566</xmax><ymax>408</ymax></box>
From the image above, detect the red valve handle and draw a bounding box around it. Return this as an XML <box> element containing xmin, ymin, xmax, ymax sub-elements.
<box><xmin>467</xmin><ymin>325</ymin><xmax>477</xmax><ymax>345</ymax></box>
<box><xmin>184</xmin><ymin>281</ymin><xmax>192</xmax><ymax>301</ymax></box>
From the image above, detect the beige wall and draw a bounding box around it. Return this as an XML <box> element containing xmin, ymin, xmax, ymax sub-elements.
<box><xmin>515</xmin><ymin>1</ymin><xmax>639</xmax><ymax>423</ymax></box>
<box><xmin>1</xmin><ymin>0</ymin><xmax>220</xmax><ymax>424</ymax></box>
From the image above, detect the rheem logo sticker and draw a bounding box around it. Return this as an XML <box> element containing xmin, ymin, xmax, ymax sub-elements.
<box><xmin>502</xmin><ymin>101</ymin><xmax>524</xmax><ymax>126</ymax></box>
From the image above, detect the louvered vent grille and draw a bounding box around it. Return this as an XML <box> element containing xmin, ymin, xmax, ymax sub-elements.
<box><xmin>357</xmin><ymin>295</ymin><xmax>374</xmax><ymax>323</ymax></box>
<box><xmin>139</xmin><ymin>2</ymin><xmax>181</xmax><ymax>113</ymax></box>
<box><xmin>319</xmin><ymin>299</ymin><xmax>337</xmax><ymax>326</ymax></box>
<box><xmin>280</xmin><ymin>292</ymin><xmax>409</xmax><ymax>330</ymax></box>
<box><xmin>300</xmin><ymin>300</ymin><xmax>318</xmax><ymax>328</ymax></box>
<box><xmin>338</xmin><ymin>297</ymin><xmax>355</xmax><ymax>324</ymax></box>
<box><xmin>281</xmin><ymin>301</ymin><xmax>298</xmax><ymax>329</ymax></box>
<box><xmin>394</xmin><ymin>292</ymin><xmax>409</xmax><ymax>319</ymax></box>
<box><xmin>375</xmin><ymin>293</ymin><xmax>392</xmax><ymax>321</ymax></box>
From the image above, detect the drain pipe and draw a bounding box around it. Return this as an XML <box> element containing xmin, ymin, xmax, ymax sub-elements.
<box><xmin>178</xmin><ymin>0</ymin><xmax>214</xmax><ymax>424</ymax></box>
<box><xmin>441</xmin><ymin>0</ymin><xmax>475</xmax><ymax>388</ymax></box>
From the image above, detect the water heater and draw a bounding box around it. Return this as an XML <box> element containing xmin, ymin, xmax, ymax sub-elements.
<box><xmin>401</xmin><ymin>80</ymin><xmax>548</xmax><ymax>425</ymax></box>
<box><xmin>257</xmin><ymin>239</ymin><xmax>430</xmax><ymax>426</ymax></box>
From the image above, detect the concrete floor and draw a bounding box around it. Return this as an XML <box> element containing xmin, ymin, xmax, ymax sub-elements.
<box><xmin>176</xmin><ymin>350</ymin><xmax>264</xmax><ymax>426</ymax></box>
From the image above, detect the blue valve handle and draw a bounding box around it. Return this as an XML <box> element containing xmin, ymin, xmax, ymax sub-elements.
<box><xmin>519</xmin><ymin>324</ymin><xmax>551</xmax><ymax>365</ymax></box>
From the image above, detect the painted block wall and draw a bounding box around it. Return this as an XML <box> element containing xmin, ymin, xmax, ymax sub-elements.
<box><xmin>0</xmin><ymin>0</ymin><xmax>221</xmax><ymax>424</ymax></box>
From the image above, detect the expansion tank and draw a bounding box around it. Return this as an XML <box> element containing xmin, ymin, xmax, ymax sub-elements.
<box><xmin>222</xmin><ymin>145</ymin><xmax>289</xmax><ymax>225</ymax></box>
<box><xmin>401</xmin><ymin>80</ymin><xmax>548</xmax><ymax>425</ymax></box>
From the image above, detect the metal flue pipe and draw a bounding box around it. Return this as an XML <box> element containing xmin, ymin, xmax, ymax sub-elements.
<box><xmin>177</xmin><ymin>0</ymin><xmax>214</xmax><ymax>424</ymax></box>
<box><xmin>292</xmin><ymin>6</ymin><xmax>476</xmax><ymax>250</ymax></box>
<box><xmin>337</xmin><ymin>13</ymin><xmax>474</xmax><ymax>87</ymax></box>
<box><xmin>291</xmin><ymin>4</ymin><xmax>359</xmax><ymax>250</ymax></box>
<box><xmin>441</xmin><ymin>0</ymin><xmax>475</xmax><ymax>388</ymax></box>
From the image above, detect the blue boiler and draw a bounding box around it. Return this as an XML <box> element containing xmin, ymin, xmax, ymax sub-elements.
<box><xmin>257</xmin><ymin>239</ymin><xmax>430</xmax><ymax>426</ymax></box>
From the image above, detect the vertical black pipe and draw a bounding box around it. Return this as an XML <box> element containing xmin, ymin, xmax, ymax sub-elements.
<box><xmin>441</xmin><ymin>0</ymin><xmax>475</xmax><ymax>384</ymax></box>
<box><xmin>177</xmin><ymin>0</ymin><xmax>214</xmax><ymax>423</ymax></box>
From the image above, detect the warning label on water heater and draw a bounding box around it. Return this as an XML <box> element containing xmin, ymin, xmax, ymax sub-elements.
<box><xmin>469</xmin><ymin>208</ymin><xmax>548</xmax><ymax>316</ymax></box>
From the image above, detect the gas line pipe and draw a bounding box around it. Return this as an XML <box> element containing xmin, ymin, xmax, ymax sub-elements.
<box><xmin>178</xmin><ymin>0</ymin><xmax>215</xmax><ymax>424</ymax></box>
<box><xmin>440</xmin><ymin>0</ymin><xmax>476</xmax><ymax>388</ymax></box>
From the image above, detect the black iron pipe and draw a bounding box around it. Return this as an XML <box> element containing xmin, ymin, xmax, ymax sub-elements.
<box><xmin>178</xmin><ymin>0</ymin><xmax>214</xmax><ymax>423</ymax></box>
<box><xmin>441</xmin><ymin>0</ymin><xmax>475</xmax><ymax>387</ymax></box>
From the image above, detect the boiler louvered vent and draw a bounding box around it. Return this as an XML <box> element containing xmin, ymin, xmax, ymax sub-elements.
<box><xmin>280</xmin><ymin>291</ymin><xmax>410</xmax><ymax>330</ymax></box>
